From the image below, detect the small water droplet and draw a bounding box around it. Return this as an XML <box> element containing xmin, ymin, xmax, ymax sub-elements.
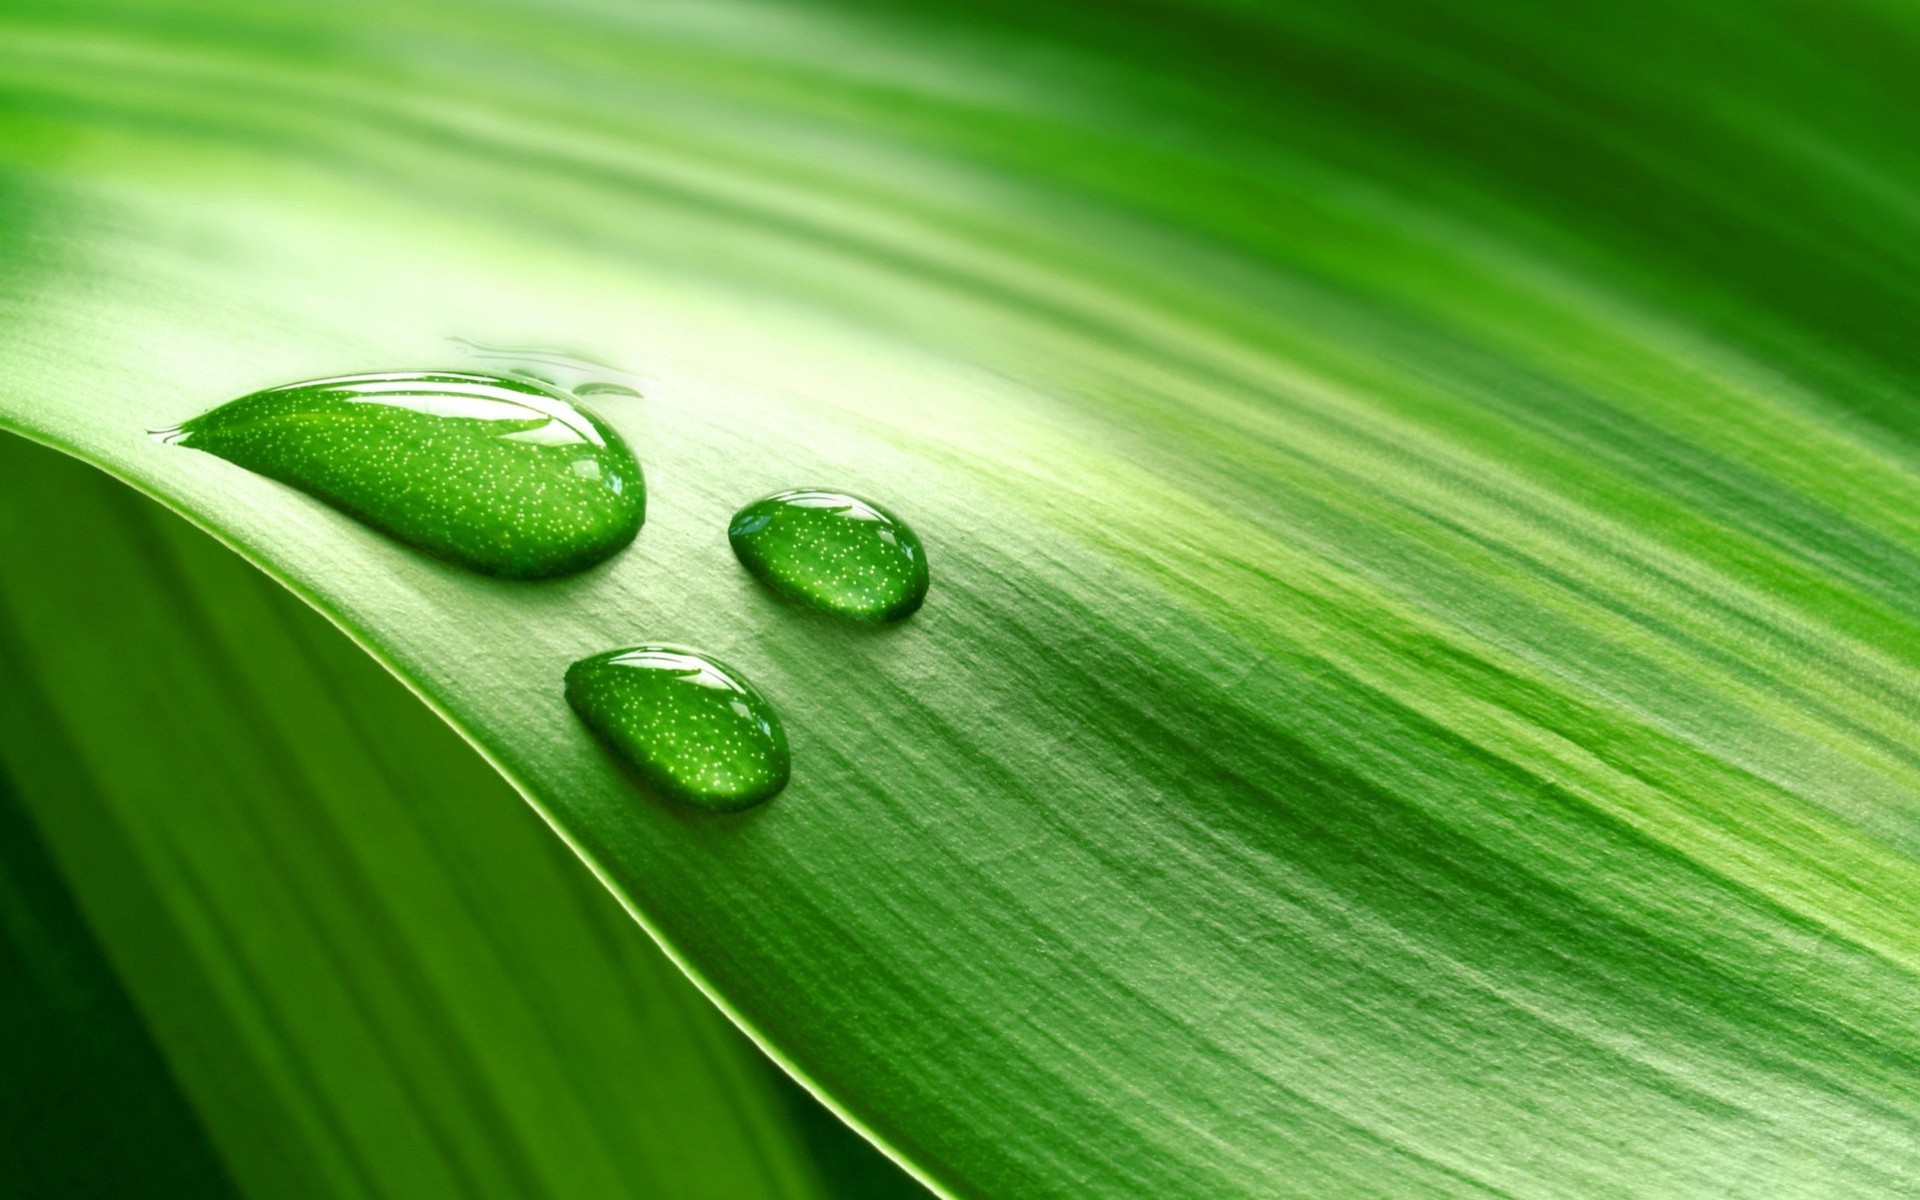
<box><xmin>572</xmin><ymin>381</ymin><xmax>645</xmax><ymax>400</ymax></box>
<box><xmin>566</xmin><ymin>645</ymin><xmax>790</xmax><ymax>812</ymax></box>
<box><xmin>450</xmin><ymin>337</ymin><xmax>647</xmax><ymax>399</ymax></box>
<box><xmin>728</xmin><ymin>488</ymin><xmax>928</xmax><ymax>621</ymax></box>
<box><xmin>161</xmin><ymin>371</ymin><xmax>645</xmax><ymax>579</ymax></box>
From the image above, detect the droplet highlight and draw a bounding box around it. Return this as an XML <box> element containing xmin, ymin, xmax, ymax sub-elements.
<box><xmin>161</xmin><ymin>371</ymin><xmax>645</xmax><ymax>579</ymax></box>
<box><xmin>728</xmin><ymin>489</ymin><xmax>928</xmax><ymax>621</ymax></box>
<box><xmin>566</xmin><ymin>645</ymin><xmax>791</xmax><ymax>812</ymax></box>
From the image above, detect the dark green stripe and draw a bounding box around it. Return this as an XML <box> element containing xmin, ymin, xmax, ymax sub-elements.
<box><xmin>0</xmin><ymin>761</ymin><xmax>240</xmax><ymax>1200</ymax></box>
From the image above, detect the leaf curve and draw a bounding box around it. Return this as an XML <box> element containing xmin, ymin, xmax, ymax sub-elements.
<box><xmin>0</xmin><ymin>435</ymin><xmax>853</xmax><ymax>1200</ymax></box>
<box><xmin>4</xmin><ymin>0</ymin><xmax>1920</xmax><ymax>1196</ymax></box>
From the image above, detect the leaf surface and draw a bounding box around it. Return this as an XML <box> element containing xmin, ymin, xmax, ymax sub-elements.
<box><xmin>4</xmin><ymin>0</ymin><xmax>1920</xmax><ymax>1195</ymax></box>
<box><xmin>0</xmin><ymin>436</ymin><xmax>847</xmax><ymax>1200</ymax></box>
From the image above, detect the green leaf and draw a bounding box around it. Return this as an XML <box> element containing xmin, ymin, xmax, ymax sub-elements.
<box><xmin>0</xmin><ymin>436</ymin><xmax>849</xmax><ymax>1200</ymax></box>
<box><xmin>5</xmin><ymin>0</ymin><xmax>1920</xmax><ymax>1196</ymax></box>
<box><xmin>0</xmin><ymin>746</ymin><xmax>240</xmax><ymax>1199</ymax></box>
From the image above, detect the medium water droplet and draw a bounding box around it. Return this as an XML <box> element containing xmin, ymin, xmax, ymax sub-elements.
<box><xmin>162</xmin><ymin>371</ymin><xmax>646</xmax><ymax>579</ymax></box>
<box><xmin>728</xmin><ymin>489</ymin><xmax>928</xmax><ymax>621</ymax></box>
<box><xmin>565</xmin><ymin>645</ymin><xmax>790</xmax><ymax>811</ymax></box>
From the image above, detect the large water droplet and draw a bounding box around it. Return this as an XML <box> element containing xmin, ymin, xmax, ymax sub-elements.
<box><xmin>728</xmin><ymin>489</ymin><xmax>928</xmax><ymax>621</ymax></box>
<box><xmin>161</xmin><ymin>371</ymin><xmax>645</xmax><ymax>579</ymax></box>
<box><xmin>566</xmin><ymin>645</ymin><xmax>790</xmax><ymax>812</ymax></box>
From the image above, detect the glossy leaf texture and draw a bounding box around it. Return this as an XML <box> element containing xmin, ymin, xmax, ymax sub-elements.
<box><xmin>5</xmin><ymin>0</ymin><xmax>1920</xmax><ymax>1196</ymax></box>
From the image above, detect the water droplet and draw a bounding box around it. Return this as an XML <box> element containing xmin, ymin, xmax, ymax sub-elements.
<box><xmin>161</xmin><ymin>371</ymin><xmax>646</xmax><ymax>579</ymax></box>
<box><xmin>728</xmin><ymin>489</ymin><xmax>928</xmax><ymax>621</ymax></box>
<box><xmin>565</xmin><ymin>645</ymin><xmax>790</xmax><ymax>812</ymax></box>
<box><xmin>449</xmin><ymin>337</ymin><xmax>647</xmax><ymax>399</ymax></box>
